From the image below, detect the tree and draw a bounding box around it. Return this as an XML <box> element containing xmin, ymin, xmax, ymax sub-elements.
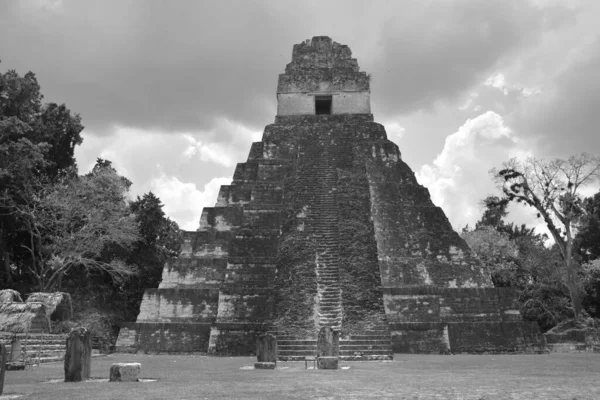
<box><xmin>0</xmin><ymin>64</ymin><xmax>83</xmax><ymax>286</ymax></box>
<box><xmin>462</xmin><ymin>226</ymin><xmax>519</xmax><ymax>287</ymax></box>
<box><xmin>16</xmin><ymin>164</ymin><xmax>140</xmax><ymax>291</ymax></box>
<box><xmin>116</xmin><ymin>192</ymin><xmax>181</xmax><ymax>320</ymax></box>
<box><xmin>491</xmin><ymin>153</ymin><xmax>600</xmax><ymax>317</ymax></box>
<box><xmin>576</xmin><ymin>191</ymin><xmax>600</xmax><ymax>263</ymax></box>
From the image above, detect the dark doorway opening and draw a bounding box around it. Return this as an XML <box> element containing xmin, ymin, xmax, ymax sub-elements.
<box><xmin>315</xmin><ymin>95</ymin><xmax>332</xmax><ymax>115</ymax></box>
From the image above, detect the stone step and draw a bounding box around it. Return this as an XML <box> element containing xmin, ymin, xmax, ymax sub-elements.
<box><xmin>21</xmin><ymin>342</ymin><xmax>67</xmax><ymax>350</ymax></box>
<box><xmin>319</xmin><ymin>306</ymin><xmax>341</xmax><ymax>311</ymax></box>
<box><xmin>345</xmin><ymin>335</ymin><xmax>391</xmax><ymax>340</ymax></box>
<box><xmin>340</xmin><ymin>340</ymin><xmax>392</xmax><ymax>346</ymax></box>
<box><xmin>277</xmin><ymin>340</ymin><xmax>317</xmax><ymax>345</ymax></box>
<box><xmin>339</xmin><ymin>350</ymin><xmax>393</xmax><ymax>356</ymax></box>
<box><xmin>36</xmin><ymin>356</ymin><xmax>64</xmax><ymax>363</ymax></box>
<box><xmin>24</xmin><ymin>349</ymin><xmax>66</xmax><ymax>358</ymax></box>
<box><xmin>339</xmin><ymin>344</ymin><xmax>391</xmax><ymax>351</ymax></box>
<box><xmin>278</xmin><ymin>345</ymin><xmax>318</xmax><ymax>351</ymax></box>
<box><xmin>1</xmin><ymin>339</ymin><xmax>66</xmax><ymax>345</ymax></box>
<box><xmin>277</xmin><ymin>350</ymin><xmax>319</xmax><ymax>355</ymax></box>
<box><xmin>339</xmin><ymin>355</ymin><xmax>394</xmax><ymax>361</ymax></box>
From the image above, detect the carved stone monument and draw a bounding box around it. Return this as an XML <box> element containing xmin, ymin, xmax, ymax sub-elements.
<box><xmin>64</xmin><ymin>327</ymin><xmax>91</xmax><ymax>382</ymax></box>
<box><xmin>317</xmin><ymin>327</ymin><xmax>339</xmax><ymax>369</ymax></box>
<box><xmin>0</xmin><ymin>343</ymin><xmax>6</xmax><ymax>395</ymax></box>
<box><xmin>254</xmin><ymin>334</ymin><xmax>277</xmax><ymax>369</ymax></box>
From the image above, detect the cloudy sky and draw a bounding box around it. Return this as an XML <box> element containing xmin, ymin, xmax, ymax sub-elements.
<box><xmin>1</xmin><ymin>0</ymin><xmax>599</xmax><ymax>232</ymax></box>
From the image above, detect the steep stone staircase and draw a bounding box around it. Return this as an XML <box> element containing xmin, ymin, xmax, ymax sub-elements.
<box><xmin>275</xmin><ymin>130</ymin><xmax>393</xmax><ymax>361</ymax></box>
<box><xmin>312</xmin><ymin>143</ymin><xmax>343</xmax><ymax>332</ymax></box>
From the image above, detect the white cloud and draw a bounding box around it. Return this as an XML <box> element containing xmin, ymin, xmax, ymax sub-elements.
<box><xmin>150</xmin><ymin>174</ymin><xmax>230</xmax><ymax>231</ymax></box>
<box><xmin>74</xmin><ymin>124</ymin><xmax>250</xmax><ymax>231</ymax></box>
<box><xmin>383</xmin><ymin>121</ymin><xmax>406</xmax><ymax>142</ymax></box>
<box><xmin>458</xmin><ymin>92</ymin><xmax>479</xmax><ymax>110</ymax></box>
<box><xmin>416</xmin><ymin>111</ymin><xmax>529</xmax><ymax>231</ymax></box>
<box><xmin>484</xmin><ymin>73</ymin><xmax>509</xmax><ymax>95</ymax></box>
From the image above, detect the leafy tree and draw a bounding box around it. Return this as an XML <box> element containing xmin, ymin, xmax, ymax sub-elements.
<box><xmin>0</xmin><ymin>64</ymin><xmax>83</xmax><ymax>286</ymax></box>
<box><xmin>576</xmin><ymin>191</ymin><xmax>600</xmax><ymax>263</ymax></box>
<box><xmin>117</xmin><ymin>192</ymin><xmax>181</xmax><ymax>320</ymax></box>
<box><xmin>15</xmin><ymin>164</ymin><xmax>140</xmax><ymax>291</ymax></box>
<box><xmin>475</xmin><ymin>196</ymin><xmax>509</xmax><ymax>230</ymax></box>
<box><xmin>462</xmin><ymin>226</ymin><xmax>519</xmax><ymax>287</ymax></box>
<box><xmin>491</xmin><ymin>153</ymin><xmax>600</xmax><ymax>317</ymax></box>
<box><xmin>465</xmin><ymin>195</ymin><xmax>571</xmax><ymax>330</ymax></box>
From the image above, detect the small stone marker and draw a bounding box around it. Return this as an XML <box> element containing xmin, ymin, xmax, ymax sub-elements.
<box><xmin>64</xmin><ymin>327</ymin><xmax>91</xmax><ymax>382</ymax></box>
<box><xmin>109</xmin><ymin>363</ymin><xmax>141</xmax><ymax>382</ymax></box>
<box><xmin>254</xmin><ymin>334</ymin><xmax>277</xmax><ymax>369</ymax></box>
<box><xmin>0</xmin><ymin>343</ymin><xmax>7</xmax><ymax>395</ymax></box>
<box><xmin>317</xmin><ymin>327</ymin><xmax>339</xmax><ymax>369</ymax></box>
<box><xmin>10</xmin><ymin>337</ymin><xmax>22</xmax><ymax>362</ymax></box>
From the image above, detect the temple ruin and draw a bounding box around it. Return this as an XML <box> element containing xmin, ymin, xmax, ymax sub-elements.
<box><xmin>116</xmin><ymin>36</ymin><xmax>545</xmax><ymax>358</ymax></box>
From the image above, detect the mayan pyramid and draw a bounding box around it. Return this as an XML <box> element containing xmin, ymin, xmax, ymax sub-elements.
<box><xmin>116</xmin><ymin>36</ymin><xmax>545</xmax><ymax>359</ymax></box>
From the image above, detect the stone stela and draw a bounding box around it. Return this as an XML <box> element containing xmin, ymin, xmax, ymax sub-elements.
<box><xmin>317</xmin><ymin>327</ymin><xmax>339</xmax><ymax>369</ymax></box>
<box><xmin>0</xmin><ymin>344</ymin><xmax>6</xmax><ymax>395</ymax></box>
<box><xmin>116</xmin><ymin>36</ymin><xmax>547</xmax><ymax>359</ymax></box>
<box><xmin>64</xmin><ymin>327</ymin><xmax>91</xmax><ymax>382</ymax></box>
<box><xmin>254</xmin><ymin>334</ymin><xmax>277</xmax><ymax>369</ymax></box>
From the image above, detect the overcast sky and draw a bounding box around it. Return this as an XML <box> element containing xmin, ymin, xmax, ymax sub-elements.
<box><xmin>1</xmin><ymin>0</ymin><xmax>599</xmax><ymax>232</ymax></box>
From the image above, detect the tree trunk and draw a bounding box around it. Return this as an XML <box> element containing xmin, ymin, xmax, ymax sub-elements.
<box><xmin>0</xmin><ymin>227</ymin><xmax>12</xmax><ymax>285</ymax></box>
<box><xmin>567</xmin><ymin>280</ymin><xmax>582</xmax><ymax>317</ymax></box>
<box><xmin>565</xmin><ymin>256</ymin><xmax>582</xmax><ymax>317</ymax></box>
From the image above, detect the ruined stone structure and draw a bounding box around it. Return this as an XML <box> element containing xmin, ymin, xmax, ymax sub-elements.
<box><xmin>116</xmin><ymin>37</ymin><xmax>545</xmax><ymax>358</ymax></box>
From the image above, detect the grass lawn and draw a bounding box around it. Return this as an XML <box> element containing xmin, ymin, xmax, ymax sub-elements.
<box><xmin>2</xmin><ymin>353</ymin><xmax>600</xmax><ymax>399</ymax></box>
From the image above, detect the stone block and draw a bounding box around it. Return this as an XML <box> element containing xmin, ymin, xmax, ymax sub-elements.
<box><xmin>256</xmin><ymin>334</ymin><xmax>277</xmax><ymax>363</ymax></box>
<box><xmin>109</xmin><ymin>363</ymin><xmax>141</xmax><ymax>382</ymax></box>
<box><xmin>0</xmin><ymin>343</ymin><xmax>6</xmax><ymax>395</ymax></box>
<box><xmin>317</xmin><ymin>356</ymin><xmax>338</xmax><ymax>370</ymax></box>
<box><xmin>317</xmin><ymin>327</ymin><xmax>339</xmax><ymax>357</ymax></box>
<box><xmin>254</xmin><ymin>362</ymin><xmax>276</xmax><ymax>369</ymax></box>
<box><xmin>64</xmin><ymin>327</ymin><xmax>91</xmax><ymax>382</ymax></box>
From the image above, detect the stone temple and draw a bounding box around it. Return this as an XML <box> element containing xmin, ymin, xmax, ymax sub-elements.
<box><xmin>116</xmin><ymin>37</ymin><xmax>545</xmax><ymax>359</ymax></box>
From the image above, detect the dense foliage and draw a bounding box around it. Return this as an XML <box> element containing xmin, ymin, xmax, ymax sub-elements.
<box><xmin>491</xmin><ymin>155</ymin><xmax>600</xmax><ymax>317</ymax></box>
<box><xmin>464</xmin><ymin>179</ymin><xmax>600</xmax><ymax>330</ymax></box>
<box><xmin>0</xmin><ymin>65</ymin><xmax>181</xmax><ymax>341</ymax></box>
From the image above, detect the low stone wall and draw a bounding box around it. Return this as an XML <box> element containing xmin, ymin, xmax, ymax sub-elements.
<box><xmin>116</xmin><ymin>322</ymin><xmax>212</xmax><ymax>353</ymax></box>
<box><xmin>382</xmin><ymin>287</ymin><xmax>521</xmax><ymax>324</ymax></box>
<box><xmin>389</xmin><ymin>321</ymin><xmax>545</xmax><ymax>354</ymax></box>
<box><xmin>208</xmin><ymin>323</ymin><xmax>271</xmax><ymax>356</ymax></box>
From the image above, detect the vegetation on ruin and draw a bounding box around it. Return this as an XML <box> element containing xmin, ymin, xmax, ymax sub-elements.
<box><xmin>336</xmin><ymin>165</ymin><xmax>385</xmax><ymax>333</ymax></box>
<box><xmin>273</xmin><ymin>171</ymin><xmax>318</xmax><ymax>336</ymax></box>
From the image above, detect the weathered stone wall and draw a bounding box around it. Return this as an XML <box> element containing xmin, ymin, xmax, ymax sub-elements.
<box><xmin>136</xmin><ymin>289</ymin><xmax>219</xmax><ymax>322</ymax></box>
<box><xmin>117</xmin><ymin>322</ymin><xmax>212</xmax><ymax>353</ymax></box>
<box><xmin>158</xmin><ymin>258</ymin><xmax>226</xmax><ymax>289</ymax></box>
<box><xmin>277</xmin><ymin>92</ymin><xmax>371</xmax><ymax>116</ymax></box>
<box><xmin>383</xmin><ymin>287</ymin><xmax>521</xmax><ymax>324</ymax></box>
<box><xmin>333</xmin><ymin>91</ymin><xmax>370</xmax><ymax>114</ymax></box>
<box><xmin>276</xmin><ymin>36</ymin><xmax>370</xmax><ymax>116</ymax></box>
<box><xmin>364</xmin><ymin>141</ymin><xmax>491</xmax><ymax>288</ymax></box>
<box><xmin>277</xmin><ymin>93</ymin><xmax>315</xmax><ymax>116</ymax></box>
